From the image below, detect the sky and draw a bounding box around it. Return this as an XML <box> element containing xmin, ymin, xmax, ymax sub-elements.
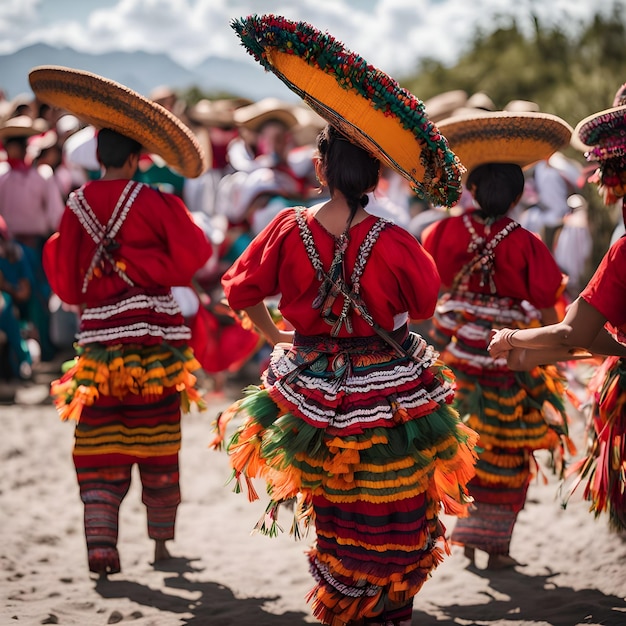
<box><xmin>0</xmin><ymin>0</ymin><xmax>620</xmax><ymax>77</ymax></box>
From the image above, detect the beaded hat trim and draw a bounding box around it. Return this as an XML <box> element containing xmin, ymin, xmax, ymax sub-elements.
<box><xmin>231</xmin><ymin>14</ymin><xmax>464</xmax><ymax>207</ymax></box>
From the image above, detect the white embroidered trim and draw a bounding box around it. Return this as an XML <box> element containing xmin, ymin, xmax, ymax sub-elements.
<box><xmin>80</xmin><ymin>293</ymin><xmax>182</xmax><ymax>320</ymax></box>
<box><xmin>77</xmin><ymin>322</ymin><xmax>191</xmax><ymax>345</ymax></box>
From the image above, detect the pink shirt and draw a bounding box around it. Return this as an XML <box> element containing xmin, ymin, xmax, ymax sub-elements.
<box><xmin>0</xmin><ymin>166</ymin><xmax>65</xmax><ymax>237</ymax></box>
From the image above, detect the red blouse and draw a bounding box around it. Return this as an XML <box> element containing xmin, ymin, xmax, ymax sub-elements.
<box><xmin>581</xmin><ymin>236</ymin><xmax>626</xmax><ymax>337</ymax></box>
<box><xmin>421</xmin><ymin>213</ymin><xmax>564</xmax><ymax>309</ymax></box>
<box><xmin>221</xmin><ymin>207</ymin><xmax>441</xmax><ymax>337</ymax></box>
<box><xmin>44</xmin><ymin>179</ymin><xmax>212</xmax><ymax>306</ymax></box>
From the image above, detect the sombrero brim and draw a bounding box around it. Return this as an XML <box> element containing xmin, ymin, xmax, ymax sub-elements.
<box><xmin>231</xmin><ymin>14</ymin><xmax>463</xmax><ymax>207</ymax></box>
<box><xmin>28</xmin><ymin>65</ymin><xmax>207</xmax><ymax>178</ymax></box>
<box><xmin>436</xmin><ymin>111</ymin><xmax>573</xmax><ymax>176</ymax></box>
<box><xmin>0</xmin><ymin>115</ymin><xmax>47</xmax><ymax>140</ymax></box>
<box><xmin>572</xmin><ymin>105</ymin><xmax>626</xmax><ymax>156</ymax></box>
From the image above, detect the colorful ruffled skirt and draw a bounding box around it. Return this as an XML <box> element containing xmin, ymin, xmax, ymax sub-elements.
<box><xmin>51</xmin><ymin>342</ymin><xmax>205</xmax><ymax>422</ymax></box>
<box><xmin>211</xmin><ymin>328</ymin><xmax>477</xmax><ymax>626</ymax></box>
<box><xmin>49</xmin><ymin>289</ymin><xmax>207</xmax><ymax>464</ymax></box>
<box><xmin>565</xmin><ymin>356</ymin><xmax>626</xmax><ymax>531</ymax></box>
<box><xmin>50</xmin><ymin>289</ymin><xmax>207</xmax><ymax>425</ymax></box>
<box><xmin>433</xmin><ymin>291</ymin><xmax>572</xmax><ymax>554</ymax></box>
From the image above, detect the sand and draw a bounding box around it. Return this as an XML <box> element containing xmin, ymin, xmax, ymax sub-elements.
<box><xmin>2</xmin><ymin>362</ymin><xmax>626</xmax><ymax>626</ymax></box>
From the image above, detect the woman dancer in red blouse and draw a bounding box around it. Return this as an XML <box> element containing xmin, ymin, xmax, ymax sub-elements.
<box><xmin>212</xmin><ymin>124</ymin><xmax>477</xmax><ymax>626</ymax></box>
<box><xmin>490</xmin><ymin>89</ymin><xmax>626</xmax><ymax>533</ymax></box>
<box><xmin>421</xmin><ymin>114</ymin><xmax>574</xmax><ymax>569</ymax></box>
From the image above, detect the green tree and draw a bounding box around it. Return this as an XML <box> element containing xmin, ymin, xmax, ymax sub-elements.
<box><xmin>401</xmin><ymin>3</ymin><xmax>626</xmax><ymax>275</ymax></box>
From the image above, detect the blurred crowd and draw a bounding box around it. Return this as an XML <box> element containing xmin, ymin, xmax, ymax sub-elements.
<box><xmin>0</xmin><ymin>83</ymin><xmax>613</xmax><ymax>397</ymax></box>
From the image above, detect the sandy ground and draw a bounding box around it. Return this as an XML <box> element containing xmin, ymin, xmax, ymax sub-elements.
<box><xmin>1</xmin><ymin>361</ymin><xmax>626</xmax><ymax>626</ymax></box>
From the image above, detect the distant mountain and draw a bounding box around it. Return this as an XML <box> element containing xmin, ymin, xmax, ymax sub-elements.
<box><xmin>0</xmin><ymin>43</ymin><xmax>298</xmax><ymax>102</ymax></box>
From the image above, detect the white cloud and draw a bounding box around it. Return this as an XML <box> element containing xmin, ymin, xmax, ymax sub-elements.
<box><xmin>0</xmin><ymin>0</ymin><xmax>621</xmax><ymax>77</ymax></box>
<box><xmin>0</xmin><ymin>0</ymin><xmax>41</xmax><ymax>47</ymax></box>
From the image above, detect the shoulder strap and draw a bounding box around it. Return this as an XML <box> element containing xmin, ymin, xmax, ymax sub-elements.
<box><xmin>295</xmin><ymin>207</ymin><xmax>391</xmax><ymax>336</ymax></box>
<box><xmin>68</xmin><ymin>181</ymin><xmax>143</xmax><ymax>293</ymax></box>
<box><xmin>451</xmin><ymin>215</ymin><xmax>520</xmax><ymax>294</ymax></box>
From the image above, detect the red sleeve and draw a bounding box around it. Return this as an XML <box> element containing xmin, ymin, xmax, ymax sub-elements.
<box><xmin>581</xmin><ymin>237</ymin><xmax>626</xmax><ymax>328</ymax></box>
<box><xmin>222</xmin><ymin>208</ymin><xmax>295</xmax><ymax>310</ymax></box>
<box><xmin>43</xmin><ymin>217</ymin><xmax>84</xmax><ymax>305</ymax></box>
<box><xmin>367</xmin><ymin>225</ymin><xmax>441</xmax><ymax>321</ymax></box>
<box><xmin>119</xmin><ymin>191</ymin><xmax>212</xmax><ymax>287</ymax></box>
<box><xmin>513</xmin><ymin>230</ymin><xmax>565</xmax><ymax>309</ymax></box>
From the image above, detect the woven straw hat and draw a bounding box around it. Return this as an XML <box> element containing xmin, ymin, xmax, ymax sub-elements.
<box><xmin>504</xmin><ymin>99</ymin><xmax>540</xmax><ymax>113</ymax></box>
<box><xmin>233</xmin><ymin>97</ymin><xmax>299</xmax><ymax>131</ymax></box>
<box><xmin>466</xmin><ymin>92</ymin><xmax>496</xmax><ymax>111</ymax></box>
<box><xmin>187</xmin><ymin>98</ymin><xmax>251</xmax><ymax>128</ymax></box>
<box><xmin>422</xmin><ymin>90</ymin><xmax>468</xmax><ymax>123</ymax></box>
<box><xmin>0</xmin><ymin>115</ymin><xmax>47</xmax><ymax>140</ymax></box>
<box><xmin>437</xmin><ymin>111</ymin><xmax>573</xmax><ymax>176</ymax></box>
<box><xmin>28</xmin><ymin>65</ymin><xmax>207</xmax><ymax>178</ymax></box>
<box><xmin>231</xmin><ymin>14</ymin><xmax>463</xmax><ymax>207</ymax></box>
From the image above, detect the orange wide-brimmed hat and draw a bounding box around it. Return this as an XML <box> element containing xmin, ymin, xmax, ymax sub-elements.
<box><xmin>231</xmin><ymin>14</ymin><xmax>464</xmax><ymax>207</ymax></box>
<box><xmin>28</xmin><ymin>65</ymin><xmax>207</xmax><ymax>178</ymax></box>
<box><xmin>436</xmin><ymin>111</ymin><xmax>573</xmax><ymax>176</ymax></box>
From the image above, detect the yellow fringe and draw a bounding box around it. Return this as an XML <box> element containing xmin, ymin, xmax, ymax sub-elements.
<box><xmin>52</xmin><ymin>347</ymin><xmax>205</xmax><ymax>422</ymax></box>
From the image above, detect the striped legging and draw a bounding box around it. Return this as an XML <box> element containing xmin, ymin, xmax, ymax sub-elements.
<box><xmin>75</xmin><ymin>455</ymin><xmax>180</xmax><ymax>575</ymax></box>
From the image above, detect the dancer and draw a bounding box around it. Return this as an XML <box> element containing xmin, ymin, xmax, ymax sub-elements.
<box><xmin>489</xmin><ymin>86</ymin><xmax>626</xmax><ymax>532</ymax></box>
<box><xmin>421</xmin><ymin>111</ymin><xmax>575</xmax><ymax>569</ymax></box>
<box><xmin>210</xmin><ymin>15</ymin><xmax>476</xmax><ymax>626</ymax></box>
<box><xmin>29</xmin><ymin>66</ymin><xmax>212</xmax><ymax>576</ymax></box>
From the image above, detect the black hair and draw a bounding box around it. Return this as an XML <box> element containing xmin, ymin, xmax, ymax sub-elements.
<box><xmin>316</xmin><ymin>124</ymin><xmax>380</xmax><ymax>221</ymax></box>
<box><xmin>466</xmin><ymin>162</ymin><xmax>524</xmax><ymax>219</ymax></box>
<box><xmin>96</xmin><ymin>128</ymin><xmax>142</xmax><ymax>168</ymax></box>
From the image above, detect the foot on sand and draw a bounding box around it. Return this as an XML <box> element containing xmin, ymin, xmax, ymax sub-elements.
<box><xmin>487</xmin><ymin>553</ymin><xmax>522</xmax><ymax>570</ymax></box>
<box><xmin>154</xmin><ymin>539</ymin><xmax>171</xmax><ymax>563</ymax></box>
<box><xmin>463</xmin><ymin>545</ymin><xmax>476</xmax><ymax>566</ymax></box>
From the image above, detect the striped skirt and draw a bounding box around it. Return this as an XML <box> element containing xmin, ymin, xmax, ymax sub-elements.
<box><xmin>434</xmin><ymin>291</ymin><xmax>571</xmax><ymax>554</ymax></box>
<box><xmin>72</xmin><ymin>385</ymin><xmax>183</xmax><ymax>460</ymax></box>
<box><xmin>50</xmin><ymin>289</ymin><xmax>206</xmax><ymax>423</ymax></box>
<box><xmin>211</xmin><ymin>329</ymin><xmax>477</xmax><ymax>625</ymax></box>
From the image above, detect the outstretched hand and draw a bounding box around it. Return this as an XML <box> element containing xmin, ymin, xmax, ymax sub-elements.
<box><xmin>488</xmin><ymin>328</ymin><xmax>516</xmax><ymax>360</ymax></box>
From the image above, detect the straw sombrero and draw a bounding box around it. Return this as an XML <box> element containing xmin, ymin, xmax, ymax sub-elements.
<box><xmin>187</xmin><ymin>98</ymin><xmax>250</xmax><ymax>128</ymax></box>
<box><xmin>0</xmin><ymin>115</ymin><xmax>48</xmax><ymax>140</ymax></box>
<box><xmin>423</xmin><ymin>90</ymin><xmax>468</xmax><ymax>123</ymax></box>
<box><xmin>231</xmin><ymin>14</ymin><xmax>463</xmax><ymax>207</ymax></box>
<box><xmin>28</xmin><ymin>65</ymin><xmax>207</xmax><ymax>178</ymax></box>
<box><xmin>233</xmin><ymin>97</ymin><xmax>299</xmax><ymax>131</ymax></box>
<box><xmin>436</xmin><ymin>111</ymin><xmax>573</xmax><ymax>176</ymax></box>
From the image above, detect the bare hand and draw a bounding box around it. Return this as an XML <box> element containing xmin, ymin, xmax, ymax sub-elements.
<box><xmin>488</xmin><ymin>328</ymin><xmax>514</xmax><ymax>360</ymax></box>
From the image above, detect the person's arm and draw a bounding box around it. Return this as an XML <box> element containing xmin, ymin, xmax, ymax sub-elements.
<box><xmin>502</xmin><ymin>326</ymin><xmax>626</xmax><ymax>370</ymax></box>
<box><xmin>243</xmin><ymin>302</ymin><xmax>294</xmax><ymax>346</ymax></box>
<box><xmin>500</xmin><ymin>345</ymin><xmax>594</xmax><ymax>371</ymax></box>
<box><xmin>539</xmin><ymin>306</ymin><xmax>560</xmax><ymax>326</ymax></box>
<box><xmin>489</xmin><ymin>297</ymin><xmax>626</xmax><ymax>366</ymax></box>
